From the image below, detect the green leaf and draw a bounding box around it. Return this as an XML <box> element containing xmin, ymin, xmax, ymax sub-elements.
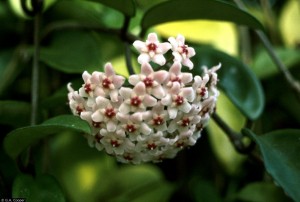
<box><xmin>193</xmin><ymin>47</ymin><xmax>265</xmax><ymax>120</ymax></box>
<box><xmin>40</xmin><ymin>31</ymin><xmax>103</xmax><ymax>73</ymax></box>
<box><xmin>235</xmin><ymin>182</ymin><xmax>292</xmax><ymax>202</ymax></box>
<box><xmin>3</xmin><ymin>115</ymin><xmax>91</xmax><ymax>159</ymax></box>
<box><xmin>12</xmin><ymin>174</ymin><xmax>65</xmax><ymax>202</ymax></box>
<box><xmin>87</xmin><ymin>0</ymin><xmax>136</xmax><ymax>17</ymax></box>
<box><xmin>252</xmin><ymin>47</ymin><xmax>300</xmax><ymax>79</ymax></box>
<box><xmin>141</xmin><ymin>0</ymin><xmax>264</xmax><ymax>31</ymax></box>
<box><xmin>244</xmin><ymin>129</ymin><xmax>300</xmax><ymax>202</ymax></box>
<box><xmin>0</xmin><ymin>49</ymin><xmax>25</xmax><ymax>95</ymax></box>
<box><xmin>105</xmin><ymin>165</ymin><xmax>174</xmax><ymax>202</ymax></box>
<box><xmin>0</xmin><ymin>100</ymin><xmax>30</xmax><ymax>127</ymax></box>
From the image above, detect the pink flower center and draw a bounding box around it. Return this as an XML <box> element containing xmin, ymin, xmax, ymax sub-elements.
<box><xmin>147</xmin><ymin>143</ymin><xmax>157</xmax><ymax>150</ymax></box>
<box><xmin>131</xmin><ymin>96</ymin><xmax>142</xmax><ymax>107</ymax></box>
<box><xmin>76</xmin><ymin>106</ymin><xmax>84</xmax><ymax>115</ymax></box>
<box><xmin>126</xmin><ymin>124</ymin><xmax>136</xmax><ymax>133</ymax></box>
<box><xmin>124</xmin><ymin>154</ymin><xmax>133</xmax><ymax>161</ymax></box>
<box><xmin>92</xmin><ymin>121</ymin><xmax>102</xmax><ymax>128</ymax></box>
<box><xmin>175</xmin><ymin>95</ymin><xmax>184</xmax><ymax>106</ymax></box>
<box><xmin>105</xmin><ymin>108</ymin><xmax>116</xmax><ymax>118</ymax></box>
<box><xmin>102</xmin><ymin>78</ymin><xmax>112</xmax><ymax>89</ymax></box>
<box><xmin>181</xmin><ymin>45</ymin><xmax>188</xmax><ymax>55</ymax></box>
<box><xmin>111</xmin><ymin>140</ymin><xmax>120</xmax><ymax>147</ymax></box>
<box><xmin>171</xmin><ymin>76</ymin><xmax>182</xmax><ymax>83</ymax></box>
<box><xmin>148</xmin><ymin>43</ymin><xmax>157</xmax><ymax>52</ymax></box>
<box><xmin>95</xmin><ymin>133</ymin><xmax>103</xmax><ymax>143</ymax></box>
<box><xmin>153</xmin><ymin>116</ymin><xmax>164</xmax><ymax>125</ymax></box>
<box><xmin>199</xmin><ymin>87</ymin><xmax>207</xmax><ymax>97</ymax></box>
<box><xmin>84</xmin><ymin>83</ymin><xmax>92</xmax><ymax>93</ymax></box>
<box><xmin>181</xmin><ymin>118</ymin><xmax>190</xmax><ymax>127</ymax></box>
<box><xmin>143</xmin><ymin>77</ymin><xmax>153</xmax><ymax>87</ymax></box>
<box><xmin>176</xmin><ymin>141</ymin><xmax>185</xmax><ymax>148</ymax></box>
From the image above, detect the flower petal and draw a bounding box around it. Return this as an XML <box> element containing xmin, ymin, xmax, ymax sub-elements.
<box><xmin>143</xmin><ymin>95</ymin><xmax>157</xmax><ymax>107</ymax></box>
<box><xmin>138</xmin><ymin>53</ymin><xmax>151</xmax><ymax>64</ymax></box>
<box><xmin>152</xmin><ymin>54</ymin><xmax>166</xmax><ymax>66</ymax></box>
<box><xmin>141</xmin><ymin>62</ymin><xmax>154</xmax><ymax>76</ymax></box>
<box><xmin>133</xmin><ymin>40</ymin><xmax>146</xmax><ymax>52</ymax></box>
<box><xmin>128</xmin><ymin>75</ymin><xmax>140</xmax><ymax>86</ymax></box>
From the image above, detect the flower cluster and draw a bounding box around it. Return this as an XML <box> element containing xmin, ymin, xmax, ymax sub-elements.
<box><xmin>68</xmin><ymin>33</ymin><xmax>220</xmax><ymax>164</ymax></box>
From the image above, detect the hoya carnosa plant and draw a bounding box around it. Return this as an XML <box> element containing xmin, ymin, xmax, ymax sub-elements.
<box><xmin>67</xmin><ymin>33</ymin><xmax>221</xmax><ymax>164</ymax></box>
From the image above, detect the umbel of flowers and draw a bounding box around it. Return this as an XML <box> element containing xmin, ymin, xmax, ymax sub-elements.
<box><xmin>68</xmin><ymin>33</ymin><xmax>220</xmax><ymax>164</ymax></box>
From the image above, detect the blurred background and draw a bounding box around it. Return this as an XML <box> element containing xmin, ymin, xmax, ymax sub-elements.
<box><xmin>1</xmin><ymin>0</ymin><xmax>300</xmax><ymax>201</ymax></box>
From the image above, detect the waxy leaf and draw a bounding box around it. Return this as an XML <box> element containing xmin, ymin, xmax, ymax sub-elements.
<box><xmin>13</xmin><ymin>174</ymin><xmax>65</xmax><ymax>202</ymax></box>
<box><xmin>252</xmin><ymin>47</ymin><xmax>300</xmax><ymax>79</ymax></box>
<box><xmin>4</xmin><ymin>115</ymin><xmax>91</xmax><ymax>159</ymax></box>
<box><xmin>40</xmin><ymin>31</ymin><xmax>103</xmax><ymax>73</ymax></box>
<box><xmin>87</xmin><ymin>0</ymin><xmax>136</xmax><ymax>17</ymax></box>
<box><xmin>244</xmin><ymin>129</ymin><xmax>300</xmax><ymax>202</ymax></box>
<box><xmin>142</xmin><ymin>0</ymin><xmax>264</xmax><ymax>31</ymax></box>
<box><xmin>193</xmin><ymin>47</ymin><xmax>264</xmax><ymax>120</ymax></box>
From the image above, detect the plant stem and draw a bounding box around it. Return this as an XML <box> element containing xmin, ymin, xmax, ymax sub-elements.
<box><xmin>212</xmin><ymin>113</ymin><xmax>254</xmax><ymax>154</ymax></box>
<box><xmin>31</xmin><ymin>12</ymin><xmax>41</xmax><ymax>125</ymax></box>
<box><xmin>234</xmin><ymin>0</ymin><xmax>300</xmax><ymax>99</ymax></box>
<box><xmin>256</xmin><ymin>30</ymin><xmax>300</xmax><ymax>96</ymax></box>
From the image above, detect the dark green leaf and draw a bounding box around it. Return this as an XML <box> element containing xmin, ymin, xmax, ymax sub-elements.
<box><xmin>244</xmin><ymin>129</ymin><xmax>300</xmax><ymax>202</ymax></box>
<box><xmin>252</xmin><ymin>47</ymin><xmax>300</xmax><ymax>79</ymax></box>
<box><xmin>193</xmin><ymin>47</ymin><xmax>265</xmax><ymax>120</ymax></box>
<box><xmin>87</xmin><ymin>0</ymin><xmax>136</xmax><ymax>17</ymax></box>
<box><xmin>0</xmin><ymin>100</ymin><xmax>30</xmax><ymax>127</ymax></box>
<box><xmin>48</xmin><ymin>0</ymin><xmax>123</xmax><ymax>28</ymax></box>
<box><xmin>141</xmin><ymin>0</ymin><xmax>264</xmax><ymax>31</ymax></box>
<box><xmin>12</xmin><ymin>174</ymin><xmax>66</xmax><ymax>202</ymax></box>
<box><xmin>4</xmin><ymin>115</ymin><xmax>91</xmax><ymax>159</ymax></box>
<box><xmin>0</xmin><ymin>49</ymin><xmax>25</xmax><ymax>96</ymax></box>
<box><xmin>235</xmin><ymin>182</ymin><xmax>292</xmax><ymax>202</ymax></box>
<box><xmin>40</xmin><ymin>31</ymin><xmax>103</xmax><ymax>73</ymax></box>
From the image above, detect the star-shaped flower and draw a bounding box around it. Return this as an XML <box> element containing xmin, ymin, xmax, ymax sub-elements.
<box><xmin>161</xmin><ymin>82</ymin><xmax>195</xmax><ymax>119</ymax></box>
<box><xmin>165</xmin><ymin>62</ymin><xmax>193</xmax><ymax>88</ymax></box>
<box><xmin>168</xmin><ymin>34</ymin><xmax>195</xmax><ymax>69</ymax></box>
<box><xmin>133</xmin><ymin>33</ymin><xmax>171</xmax><ymax>65</ymax></box>
<box><xmin>119</xmin><ymin>82</ymin><xmax>157</xmax><ymax>114</ymax></box>
<box><xmin>98</xmin><ymin>63</ymin><xmax>125</xmax><ymax>102</ymax></box>
<box><xmin>129</xmin><ymin>62</ymin><xmax>168</xmax><ymax>99</ymax></box>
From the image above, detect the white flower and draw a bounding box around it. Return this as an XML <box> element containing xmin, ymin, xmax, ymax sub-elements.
<box><xmin>100</xmin><ymin>127</ymin><xmax>135</xmax><ymax>155</ymax></box>
<box><xmin>91</xmin><ymin>97</ymin><xmax>121</xmax><ymax>132</ymax></box>
<box><xmin>165</xmin><ymin>62</ymin><xmax>193</xmax><ymax>88</ymax></box>
<box><xmin>119</xmin><ymin>82</ymin><xmax>157</xmax><ymax>114</ymax></box>
<box><xmin>67</xmin><ymin>83</ymin><xmax>88</xmax><ymax>115</ymax></box>
<box><xmin>133</xmin><ymin>33</ymin><xmax>171</xmax><ymax>65</ymax></box>
<box><xmin>129</xmin><ymin>62</ymin><xmax>168</xmax><ymax>99</ymax></box>
<box><xmin>168</xmin><ymin>34</ymin><xmax>196</xmax><ymax>69</ymax></box>
<box><xmin>161</xmin><ymin>82</ymin><xmax>195</xmax><ymax>119</ymax></box>
<box><xmin>98</xmin><ymin>63</ymin><xmax>125</xmax><ymax>102</ymax></box>
<box><xmin>117</xmin><ymin>112</ymin><xmax>152</xmax><ymax>141</ymax></box>
<box><xmin>192</xmin><ymin>74</ymin><xmax>209</xmax><ymax>102</ymax></box>
<box><xmin>143</xmin><ymin>102</ymin><xmax>168</xmax><ymax>132</ymax></box>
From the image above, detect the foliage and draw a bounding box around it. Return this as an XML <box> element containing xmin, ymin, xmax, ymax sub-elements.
<box><xmin>1</xmin><ymin>0</ymin><xmax>300</xmax><ymax>201</ymax></box>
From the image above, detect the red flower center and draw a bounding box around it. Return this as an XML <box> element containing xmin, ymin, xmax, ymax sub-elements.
<box><xmin>171</xmin><ymin>76</ymin><xmax>182</xmax><ymax>83</ymax></box>
<box><xmin>102</xmin><ymin>78</ymin><xmax>112</xmax><ymax>89</ymax></box>
<box><xmin>92</xmin><ymin>121</ymin><xmax>102</xmax><ymax>128</ymax></box>
<box><xmin>131</xmin><ymin>96</ymin><xmax>142</xmax><ymax>107</ymax></box>
<box><xmin>105</xmin><ymin>108</ymin><xmax>116</xmax><ymax>118</ymax></box>
<box><xmin>147</xmin><ymin>143</ymin><xmax>157</xmax><ymax>150</ymax></box>
<box><xmin>153</xmin><ymin>116</ymin><xmax>164</xmax><ymax>125</ymax></box>
<box><xmin>181</xmin><ymin>118</ymin><xmax>190</xmax><ymax>127</ymax></box>
<box><xmin>143</xmin><ymin>77</ymin><xmax>153</xmax><ymax>87</ymax></box>
<box><xmin>111</xmin><ymin>140</ymin><xmax>120</xmax><ymax>147</ymax></box>
<box><xmin>76</xmin><ymin>106</ymin><xmax>84</xmax><ymax>115</ymax></box>
<box><xmin>126</xmin><ymin>124</ymin><xmax>136</xmax><ymax>133</ymax></box>
<box><xmin>181</xmin><ymin>45</ymin><xmax>188</xmax><ymax>55</ymax></box>
<box><xmin>175</xmin><ymin>95</ymin><xmax>184</xmax><ymax>106</ymax></box>
<box><xmin>148</xmin><ymin>43</ymin><xmax>157</xmax><ymax>51</ymax></box>
<box><xmin>84</xmin><ymin>83</ymin><xmax>92</xmax><ymax>93</ymax></box>
<box><xmin>199</xmin><ymin>87</ymin><xmax>207</xmax><ymax>97</ymax></box>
